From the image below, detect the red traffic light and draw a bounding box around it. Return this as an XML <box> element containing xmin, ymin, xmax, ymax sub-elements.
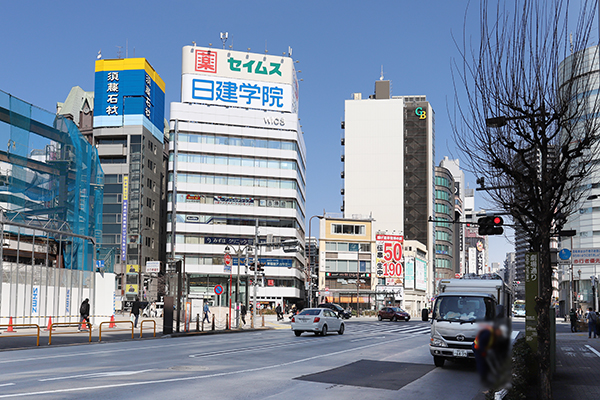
<box><xmin>493</xmin><ymin>216</ymin><xmax>503</xmax><ymax>226</ymax></box>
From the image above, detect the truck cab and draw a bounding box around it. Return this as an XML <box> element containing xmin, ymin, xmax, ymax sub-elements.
<box><xmin>429</xmin><ymin>276</ymin><xmax>511</xmax><ymax>367</ymax></box>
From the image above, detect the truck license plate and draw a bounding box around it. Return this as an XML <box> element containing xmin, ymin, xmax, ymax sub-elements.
<box><xmin>453</xmin><ymin>349</ymin><xmax>468</xmax><ymax>357</ymax></box>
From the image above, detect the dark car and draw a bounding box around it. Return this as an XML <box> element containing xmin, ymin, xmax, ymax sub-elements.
<box><xmin>378</xmin><ymin>307</ymin><xmax>410</xmax><ymax>321</ymax></box>
<box><xmin>317</xmin><ymin>303</ymin><xmax>352</xmax><ymax>319</ymax></box>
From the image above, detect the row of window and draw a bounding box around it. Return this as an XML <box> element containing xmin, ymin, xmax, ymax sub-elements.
<box><xmin>325</xmin><ymin>242</ymin><xmax>371</xmax><ymax>252</ymax></box>
<box><xmin>331</xmin><ymin>224</ymin><xmax>366</xmax><ymax>235</ymax></box>
<box><xmin>435</xmin><ymin>189</ymin><xmax>451</xmax><ymax>201</ymax></box>
<box><xmin>324</xmin><ymin>260</ymin><xmax>371</xmax><ymax>272</ymax></box>
<box><xmin>435</xmin><ymin>176</ymin><xmax>452</xmax><ymax>189</ymax></box>
<box><xmin>435</xmin><ymin>244</ymin><xmax>452</xmax><ymax>256</ymax></box>
<box><xmin>435</xmin><ymin>203</ymin><xmax>451</xmax><ymax>215</ymax></box>
<box><xmin>178</xmin><ymin>132</ymin><xmax>306</xmax><ymax>171</ymax></box>
<box><xmin>436</xmin><ymin>258</ymin><xmax>452</xmax><ymax>270</ymax></box>
<box><xmin>324</xmin><ymin>279</ymin><xmax>371</xmax><ymax>290</ymax></box>
<box><xmin>173</xmin><ymin>152</ymin><xmax>305</xmax><ymax>188</ymax></box>
<box><xmin>435</xmin><ymin>231</ymin><xmax>452</xmax><ymax>242</ymax></box>
<box><xmin>169</xmin><ymin>214</ymin><xmax>299</xmax><ymax>230</ymax></box>
<box><xmin>435</xmin><ymin>217</ymin><xmax>452</xmax><ymax>228</ymax></box>
<box><xmin>169</xmin><ymin>173</ymin><xmax>305</xmax><ymax>204</ymax></box>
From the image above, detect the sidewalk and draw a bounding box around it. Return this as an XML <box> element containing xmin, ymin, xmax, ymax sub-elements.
<box><xmin>552</xmin><ymin>320</ymin><xmax>600</xmax><ymax>399</ymax></box>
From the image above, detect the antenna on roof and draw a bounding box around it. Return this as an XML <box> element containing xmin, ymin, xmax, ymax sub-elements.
<box><xmin>116</xmin><ymin>46</ymin><xmax>123</xmax><ymax>59</ymax></box>
<box><xmin>380</xmin><ymin>65</ymin><xmax>384</xmax><ymax>81</ymax></box>
<box><xmin>97</xmin><ymin>50</ymin><xmax>102</xmax><ymax>60</ymax></box>
<box><xmin>220</xmin><ymin>32</ymin><xmax>228</xmax><ymax>49</ymax></box>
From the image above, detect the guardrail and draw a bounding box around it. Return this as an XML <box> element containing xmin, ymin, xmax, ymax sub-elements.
<box><xmin>99</xmin><ymin>320</ymin><xmax>133</xmax><ymax>342</ymax></box>
<box><xmin>0</xmin><ymin>324</ymin><xmax>40</xmax><ymax>346</ymax></box>
<box><xmin>48</xmin><ymin>322</ymin><xmax>92</xmax><ymax>345</ymax></box>
<box><xmin>140</xmin><ymin>319</ymin><xmax>156</xmax><ymax>338</ymax></box>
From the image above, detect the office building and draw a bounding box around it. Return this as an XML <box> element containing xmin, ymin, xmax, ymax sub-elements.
<box><xmin>167</xmin><ymin>45</ymin><xmax>306</xmax><ymax>310</ymax></box>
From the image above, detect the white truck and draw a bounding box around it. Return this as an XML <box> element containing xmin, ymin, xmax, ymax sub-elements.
<box><xmin>428</xmin><ymin>276</ymin><xmax>512</xmax><ymax>367</ymax></box>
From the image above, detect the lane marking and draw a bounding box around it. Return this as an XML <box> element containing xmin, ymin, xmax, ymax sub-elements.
<box><xmin>585</xmin><ymin>345</ymin><xmax>600</xmax><ymax>358</ymax></box>
<box><xmin>0</xmin><ymin>334</ymin><xmax>422</xmax><ymax>398</ymax></box>
<box><xmin>189</xmin><ymin>341</ymin><xmax>304</xmax><ymax>358</ymax></box>
<box><xmin>350</xmin><ymin>336</ymin><xmax>386</xmax><ymax>342</ymax></box>
<box><xmin>0</xmin><ymin>384</ymin><xmax>15</xmax><ymax>388</ymax></box>
<box><xmin>39</xmin><ymin>369</ymin><xmax>154</xmax><ymax>382</ymax></box>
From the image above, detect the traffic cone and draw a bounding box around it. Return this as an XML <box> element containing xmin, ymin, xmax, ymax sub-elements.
<box><xmin>44</xmin><ymin>316</ymin><xmax>54</xmax><ymax>331</ymax></box>
<box><xmin>109</xmin><ymin>315</ymin><xmax>116</xmax><ymax>328</ymax></box>
<box><xmin>80</xmin><ymin>320</ymin><xmax>88</xmax><ymax>330</ymax></box>
<box><xmin>6</xmin><ymin>317</ymin><xmax>15</xmax><ymax>332</ymax></box>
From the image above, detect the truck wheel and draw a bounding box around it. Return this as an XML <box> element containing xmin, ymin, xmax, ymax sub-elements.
<box><xmin>294</xmin><ymin>331</ymin><xmax>302</xmax><ymax>337</ymax></box>
<box><xmin>434</xmin><ymin>356</ymin><xmax>445</xmax><ymax>367</ymax></box>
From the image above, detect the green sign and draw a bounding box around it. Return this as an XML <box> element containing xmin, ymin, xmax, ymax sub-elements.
<box><xmin>525</xmin><ymin>252</ymin><xmax>539</xmax><ymax>352</ymax></box>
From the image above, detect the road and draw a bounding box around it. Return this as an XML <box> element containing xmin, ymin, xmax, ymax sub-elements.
<box><xmin>0</xmin><ymin>318</ymin><xmax>492</xmax><ymax>400</ymax></box>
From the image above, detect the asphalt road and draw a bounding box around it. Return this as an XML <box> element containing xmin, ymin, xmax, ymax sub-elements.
<box><xmin>0</xmin><ymin>318</ymin><xmax>491</xmax><ymax>400</ymax></box>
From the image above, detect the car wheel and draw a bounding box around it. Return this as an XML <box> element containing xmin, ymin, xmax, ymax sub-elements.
<box><xmin>321</xmin><ymin>325</ymin><xmax>328</xmax><ymax>336</ymax></box>
<box><xmin>392</xmin><ymin>316</ymin><xmax>397</xmax><ymax>322</ymax></box>
<box><xmin>378</xmin><ymin>315</ymin><xmax>382</xmax><ymax>321</ymax></box>
<box><xmin>294</xmin><ymin>331</ymin><xmax>302</xmax><ymax>337</ymax></box>
<box><xmin>338</xmin><ymin>323</ymin><xmax>345</xmax><ymax>335</ymax></box>
<box><xmin>434</xmin><ymin>356</ymin><xmax>445</xmax><ymax>368</ymax></box>
<box><xmin>406</xmin><ymin>317</ymin><xmax>410</xmax><ymax>322</ymax></box>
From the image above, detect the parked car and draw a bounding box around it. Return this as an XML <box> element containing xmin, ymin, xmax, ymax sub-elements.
<box><xmin>378</xmin><ymin>306</ymin><xmax>410</xmax><ymax>321</ymax></box>
<box><xmin>142</xmin><ymin>302</ymin><xmax>164</xmax><ymax>318</ymax></box>
<box><xmin>317</xmin><ymin>303</ymin><xmax>352</xmax><ymax>319</ymax></box>
<box><xmin>291</xmin><ymin>308</ymin><xmax>345</xmax><ymax>336</ymax></box>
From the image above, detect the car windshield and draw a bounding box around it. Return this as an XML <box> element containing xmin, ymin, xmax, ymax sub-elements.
<box><xmin>390</xmin><ymin>307</ymin><xmax>405</xmax><ymax>312</ymax></box>
<box><xmin>433</xmin><ymin>296</ymin><xmax>494</xmax><ymax>322</ymax></box>
<box><xmin>298</xmin><ymin>309</ymin><xmax>320</xmax><ymax>316</ymax></box>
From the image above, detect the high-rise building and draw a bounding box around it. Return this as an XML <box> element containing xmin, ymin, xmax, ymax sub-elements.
<box><xmin>342</xmin><ymin>80</ymin><xmax>435</xmax><ymax>299</ymax></box>
<box><xmin>167</xmin><ymin>45</ymin><xmax>306</xmax><ymax>310</ymax></box>
<box><xmin>91</xmin><ymin>58</ymin><xmax>166</xmax><ymax>302</ymax></box>
<box><xmin>434</xmin><ymin>165</ymin><xmax>455</xmax><ymax>280</ymax></box>
<box><xmin>439</xmin><ymin>157</ymin><xmax>466</xmax><ymax>275</ymax></box>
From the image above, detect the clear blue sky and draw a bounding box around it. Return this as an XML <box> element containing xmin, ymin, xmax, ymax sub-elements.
<box><xmin>1</xmin><ymin>0</ymin><xmax>555</xmax><ymax>266</ymax></box>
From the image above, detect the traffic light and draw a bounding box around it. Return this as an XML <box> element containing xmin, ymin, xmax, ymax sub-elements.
<box><xmin>478</xmin><ymin>216</ymin><xmax>504</xmax><ymax>235</ymax></box>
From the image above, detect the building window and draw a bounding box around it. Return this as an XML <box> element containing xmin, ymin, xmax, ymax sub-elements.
<box><xmin>331</xmin><ymin>224</ymin><xmax>366</xmax><ymax>235</ymax></box>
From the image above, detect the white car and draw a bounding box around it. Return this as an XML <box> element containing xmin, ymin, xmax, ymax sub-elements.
<box><xmin>291</xmin><ymin>308</ymin><xmax>345</xmax><ymax>336</ymax></box>
<box><xmin>142</xmin><ymin>302</ymin><xmax>164</xmax><ymax>318</ymax></box>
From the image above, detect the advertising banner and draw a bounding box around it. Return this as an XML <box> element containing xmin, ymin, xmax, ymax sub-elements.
<box><xmin>405</xmin><ymin>257</ymin><xmax>415</xmax><ymax>290</ymax></box>
<box><xmin>182</xmin><ymin>46</ymin><xmax>295</xmax><ymax>85</ymax></box>
<box><xmin>121</xmin><ymin>176</ymin><xmax>129</xmax><ymax>262</ymax></box>
<box><xmin>415</xmin><ymin>257</ymin><xmax>427</xmax><ymax>291</ymax></box>
<box><xmin>181</xmin><ymin>74</ymin><xmax>293</xmax><ymax>112</ymax></box>
<box><xmin>572</xmin><ymin>248</ymin><xmax>600</xmax><ymax>264</ymax></box>
<box><xmin>375</xmin><ymin>234</ymin><xmax>404</xmax><ymax>279</ymax></box>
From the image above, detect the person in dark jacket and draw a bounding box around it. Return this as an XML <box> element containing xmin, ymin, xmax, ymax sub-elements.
<box><xmin>240</xmin><ymin>303</ymin><xmax>247</xmax><ymax>325</ymax></box>
<box><xmin>569</xmin><ymin>308</ymin><xmax>578</xmax><ymax>332</ymax></box>
<box><xmin>79</xmin><ymin>299</ymin><xmax>91</xmax><ymax>331</ymax></box>
<box><xmin>131</xmin><ymin>297</ymin><xmax>142</xmax><ymax>328</ymax></box>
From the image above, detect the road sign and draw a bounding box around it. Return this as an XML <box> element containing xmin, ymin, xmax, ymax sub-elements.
<box><xmin>214</xmin><ymin>285</ymin><xmax>224</xmax><ymax>295</ymax></box>
<box><xmin>224</xmin><ymin>254</ymin><xmax>232</xmax><ymax>266</ymax></box>
<box><xmin>559</xmin><ymin>249</ymin><xmax>571</xmax><ymax>260</ymax></box>
<box><xmin>146</xmin><ymin>261</ymin><xmax>160</xmax><ymax>273</ymax></box>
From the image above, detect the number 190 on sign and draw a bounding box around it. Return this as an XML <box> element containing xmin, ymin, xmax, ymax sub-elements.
<box><xmin>382</xmin><ymin>262</ymin><xmax>403</xmax><ymax>277</ymax></box>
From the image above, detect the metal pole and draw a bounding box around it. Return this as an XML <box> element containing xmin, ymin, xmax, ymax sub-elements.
<box><xmin>570</xmin><ymin>237</ymin><xmax>574</xmax><ymax>312</ymax></box>
<box><xmin>253</xmin><ymin>219</ymin><xmax>258</xmax><ymax>322</ymax></box>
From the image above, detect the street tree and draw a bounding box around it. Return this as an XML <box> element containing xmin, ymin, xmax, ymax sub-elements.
<box><xmin>452</xmin><ymin>1</ymin><xmax>600</xmax><ymax>398</ymax></box>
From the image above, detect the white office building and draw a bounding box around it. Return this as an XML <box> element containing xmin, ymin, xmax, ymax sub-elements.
<box><xmin>167</xmin><ymin>45</ymin><xmax>307</xmax><ymax>309</ymax></box>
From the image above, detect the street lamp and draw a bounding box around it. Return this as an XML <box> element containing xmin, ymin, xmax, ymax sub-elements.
<box><xmin>307</xmin><ymin>214</ymin><xmax>324</xmax><ymax>308</ymax></box>
<box><xmin>224</xmin><ymin>243</ymin><xmax>253</xmax><ymax>328</ymax></box>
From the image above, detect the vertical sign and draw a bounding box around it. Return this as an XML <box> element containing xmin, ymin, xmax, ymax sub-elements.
<box><xmin>525</xmin><ymin>252</ymin><xmax>539</xmax><ymax>352</ymax></box>
<box><xmin>469</xmin><ymin>247</ymin><xmax>476</xmax><ymax>274</ymax></box>
<box><xmin>375</xmin><ymin>234</ymin><xmax>404</xmax><ymax>279</ymax></box>
<box><xmin>415</xmin><ymin>257</ymin><xmax>427</xmax><ymax>291</ymax></box>
<box><xmin>405</xmin><ymin>257</ymin><xmax>415</xmax><ymax>290</ymax></box>
<box><xmin>121</xmin><ymin>176</ymin><xmax>129</xmax><ymax>262</ymax></box>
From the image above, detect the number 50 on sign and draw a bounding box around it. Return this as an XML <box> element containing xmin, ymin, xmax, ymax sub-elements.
<box><xmin>375</xmin><ymin>234</ymin><xmax>404</xmax><ymax>278</ymax></box>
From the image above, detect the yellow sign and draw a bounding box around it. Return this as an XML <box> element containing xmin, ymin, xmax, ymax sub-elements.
<box><xmin>126</xmin><ymin>264</ymin><xmax>140</xmax><ymax>274</ymax></box>
<box><xmin>126</xmin><ymin>284</ymin><xmax>139</xmax><ymax>294</ymax></box>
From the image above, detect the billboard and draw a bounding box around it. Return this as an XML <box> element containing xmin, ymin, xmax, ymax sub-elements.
<box><xmin>572</xmin><ymin>248</ymin><xmax>600</xmax><ymax>264</ymax></box>
<box><xmin>181</xmin><ymin>74</ymin><xmax>293</xmax><ymax>112</ymax></box>
<box><xmin>182</xmin><ymin>46</ymin><xmax>295</xmax><ymax>85</ymax></box>
<box><xmin>375</xmin><ymin>234</ymin><xmax>404</xmax><ymax>279</ymax></box>
<box><xmin>415</xmin><ymin>257</ymin><xmax>427</xmax><ymax>291</ymax></box>
<box><xmin>94</xmin><ymin>58</ymin><xmax>165</xmax><ymax>141</ymax></box>
<box><xmin>405</xmin><ymin>257</ymin><xmax>415</xmax><ymax>289</ymax></box>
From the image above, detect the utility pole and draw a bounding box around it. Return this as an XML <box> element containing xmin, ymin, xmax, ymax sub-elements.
<box><xmin>253</xmin><ymin>219</ymin><xmax>258</xmax><ymax>323</ymax></box>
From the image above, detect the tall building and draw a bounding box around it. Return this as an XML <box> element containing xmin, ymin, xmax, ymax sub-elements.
<box><xmin>439</xmin><ymin>157</ymin><xmax>466</xmax><ymax>275</ymax></box>
<box><xmin>91</xmin><ymin>58</ymin><xmax>166</xmax><ymax>302</ymax></box>
<box><xmin>342</xmin><ymin>80</ymin><xmax>435</xmax><ymax>298</ymax></box>
<box><xmin>434</xmin><ymin>165</ymin><xmax>455</xmax><ymax>280</ymax></box>
<box><xmin>167</xmin><ymin>45</ymin><xmax>306</xmax><ymax>310</ymax></box>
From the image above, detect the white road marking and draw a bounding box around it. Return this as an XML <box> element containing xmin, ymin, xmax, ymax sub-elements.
<box><xmin>0</xmin><ymin>384</ymin><xmax>15</xmax><ymax>388</ymax></box>
<box><xmin>585</xmin><ymin>345</ymin><xmax>600</xmax><ymax>358</ymax></box>
<box><xmin>39</xmin><ymin>369</ymin><xmax>154</xmax><ymax>382</ymax></box>
<box><xmin>0</xmin><ymin>334</ymin><xmax>422</xmax><ymax>398</ymax></box>
<box><xmin>189</xmin><ymin>341</ymin><xmax>303</xmax><ymax>358</ymax></box>
<box><xmin>350</xmin><ymin>336</ymin><xmax>386</xmax><ymax>342</ymax></box>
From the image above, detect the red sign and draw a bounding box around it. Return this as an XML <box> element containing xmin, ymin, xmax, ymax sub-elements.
<box><xmin>214</xmin><ymin>285</ymin><xmax>224</xmax><ymax>295</ymax></box>
<box><xmin>224</xmin><ymin>254</ymin><xmax>232</xmax><ymax>266</ymax></box>
<box><xmin>455</xmin><ymin>273</ymin><xmax>461</xmax><ymax>278</ymax></box>
<box><xmin>267</xmin><ymin>279</ymin><xmax>274</xmax><ymax>286</ymax></box>
<box><xmin>195</xmin><ymin>49</ymin><xmax>217</xmax><ymax>73</ymax></box>
<box><xmin>375</xmin><ymin>234</ymin><xmax>404</xmax><ymax>278</ymax></box>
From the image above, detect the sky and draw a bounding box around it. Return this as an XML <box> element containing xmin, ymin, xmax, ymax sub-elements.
<box><xmin>3</xmin><ymin>0</ymin><xmax>580</xmax><ymax>267</ymax></box>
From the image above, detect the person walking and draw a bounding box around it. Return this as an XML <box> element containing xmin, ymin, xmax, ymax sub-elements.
<box><xmin>240</xmin><ymin>303</ymin><xmax>247</xmax><ymax>326</ymax></box>
<box><xmin>203</xmin><ymin>302</ymin><xmax>211</xmax><ymax>324</ymax></box>
<box><xmin>131</xmin><ymin>297</ymin><xmax>141</xmax><ymax>328</ymax></box>
<box><xmin>79</xmin><ymin>298</ymin><xmax>91</xmax><ymax>331</ymax></box>
<box><xmin>586</xmin><ymin>307</ymin><xmax>597</xmax><ymax>338</ymax></box>
<box><xmin>569</xmin><ymin>308</ymin><xmax>578</xmax><ymax>332</ymax></box>
<box><xmin>276</xmin><ymin>304</ymin><xmax>283</xmax><ymax>321</ymax></box>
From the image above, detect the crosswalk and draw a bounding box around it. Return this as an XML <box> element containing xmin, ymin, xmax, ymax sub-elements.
<box><xmin>344</xmin><ymin>320</ymin><xmax>431</xmax><ymax>336</ymax></box>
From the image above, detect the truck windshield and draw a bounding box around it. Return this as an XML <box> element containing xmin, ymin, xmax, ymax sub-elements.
<box><xmin>433</xmin><ymin>296</ymin><xmax>495</xmax><ymax>322</ymax></box>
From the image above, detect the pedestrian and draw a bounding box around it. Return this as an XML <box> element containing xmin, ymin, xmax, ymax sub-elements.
<box><xmin>240</xmin><ymin>303</ymin><xmax>247</xmax><ymax>325</ymax></box>
<box><xmin>79</xmin><ymin>298</ymin><xmax>91</xmax><ymax>331</ymax></box>
<box><xmin>569</xmin><ymin>308</ymin><xmax>578</xmax><ymax>332</ymax></box>
<box><xmin>586</xmin><ymin>307</ymin><xmax>597</xmax><ymax>338</ymax></box>
<box><xmin>131</xmin><ymin>297</ymin><xmax>141</xmax><ymax>328</ymax></box>
<box><xmin>276</xmin><ymin>303</ymin><xmax>283</xmax><ymax>321</ymax></box>
<box><xmin>203</xmin><ymin>302</ymin><xmax>211</xmax><ymax>323</ymax></box>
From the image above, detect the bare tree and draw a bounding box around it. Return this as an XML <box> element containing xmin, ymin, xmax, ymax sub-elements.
<box><xmin>453</xmin><ymin>1</ymin><xmax>600</xmax><ymax>398</ymax></box>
